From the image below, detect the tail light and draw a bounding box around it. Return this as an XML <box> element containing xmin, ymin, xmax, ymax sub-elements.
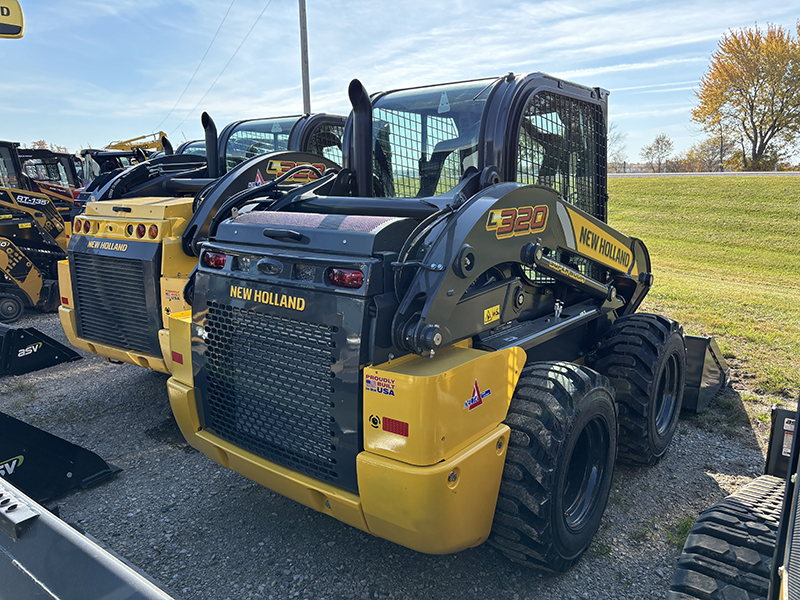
<box><xmin>137</xmin><ymin>224</ymin><xmax>146</xmax><ymax>238</ymax></box>
<box><xmin>83</xmin><ymin>220</ymin><xmax>90</xmax><ymax>233</ymax></box>
<box><xmin>149</xmin><ymin>224</ymin><xmax>159</xmax><ymax>239</ymax></box>
<box><xmin>203</xmin><ymin>252</ymin><xmax>227</xmax><ymax>269</ymax></box>
<box><xmin>328</xmin><ymin>268</ymin><xmax>364</xmax><ymax>289</ymax></box>
<box><xmin>74</xmin><ymin>219</ymin><xmax>82</xmax><ymax>232</ymax></box>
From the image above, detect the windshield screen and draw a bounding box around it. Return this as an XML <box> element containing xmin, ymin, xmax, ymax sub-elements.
<box><xmin>0</xmin><ymin>146</ymin><xmax>20</xmax><ymax>188</ymax></box>
<box><xmin>23</xmin><ymin>157</ymin><xmax>72</xmax><ymax>187</ymax></box>
<box><xmin>224</xmin><ymin>117</ymin><xmax>301</xmax><ymax>172</ymax></box>
<box><xmin>370</xmin><ymin>78</ymin><xmax>496</xmax><ymax>198</ymax></box>
<box><xmin>179</xmin><ymin>141</ymin><xmax>206</xmax><ymax>157</ymax></box>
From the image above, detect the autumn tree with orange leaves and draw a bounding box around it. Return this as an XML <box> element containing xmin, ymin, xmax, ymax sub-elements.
<box><xmin>692</xmin><ymin>23</ymin><xmax>800</xmax><ymax>170</ymax></box>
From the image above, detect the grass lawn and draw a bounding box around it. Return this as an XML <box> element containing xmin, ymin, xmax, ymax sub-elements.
<box><xmin>608</xmin><ymin>176</ymin><xmax>800</xmax><ymax>400</ymax></box>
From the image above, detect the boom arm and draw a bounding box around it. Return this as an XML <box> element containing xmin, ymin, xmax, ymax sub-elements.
<box><xmin>391</xmin><ymin>184</ymin><xmax>652</xmax><ymax>356</ymax></box>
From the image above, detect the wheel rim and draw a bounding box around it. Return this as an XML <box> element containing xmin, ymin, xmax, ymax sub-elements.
<box><xmin>0</xmin><ymin>297</ymin><xmax>22</xmax><ymax>320</ymax></box>
<box><xmin>563</xmin><ymin>417</ymin><xmax>610</xmax><ymax>533</ymax></box>
<box><xmin>654</xmin><ymin>352</ymin><xmax>681</xmax><ymax>435</ymax></box>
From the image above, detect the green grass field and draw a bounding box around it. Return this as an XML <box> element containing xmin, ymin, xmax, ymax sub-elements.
<box><xmin>607</xmin><ymin>176</ymin><xmax>800</xmax><ymax>399</ymax></box>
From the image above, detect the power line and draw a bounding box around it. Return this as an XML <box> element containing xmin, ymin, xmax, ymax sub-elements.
<box><xmin>169</xmin><ymin>0</ymin><xmax>273</xmax><ymax>136</ymax></box>
<box><xmin>154</xmin><ymin>0</ymin><xmax>237</xmax><ymax>132</ymax></box>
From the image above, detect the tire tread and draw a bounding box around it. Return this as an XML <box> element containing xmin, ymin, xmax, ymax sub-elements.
<box><xmin>489</xmin><ymin>361</ymin><xmax>615</xmax><ymax>571</ymax></box>
<box><xmin>667</xmin><ymin>475</ymin><xmax>784</xmax><ymax>600</ymax></box>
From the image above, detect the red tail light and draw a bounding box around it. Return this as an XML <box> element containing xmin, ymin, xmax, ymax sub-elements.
<box><xmin>203</xmin><ymin>252</ymin><xmax>227</xmax><ymax>269</ymax></box>
<box><xmin>74</xmin><ymin>219</ymin><xmax>82</xmax><ymax>232</ymax></box>
<box><xmin>137</xmin><ymin>224</ymin><xmax>146</xmax><ymax>238</ymax></box>
<box><xmin>329</xmin><ymin>268</ymin><xmax>364</xmax><ymax>288</ymax></box>
<box><xmin>83</xmin><ymin>220</ymin><xmax>90</xmax><ymax>233</ymax></box>
<box><xmin>149</xmin><ymin>224</ymin><xmax>159</xmax><ymax>239</ymax></box>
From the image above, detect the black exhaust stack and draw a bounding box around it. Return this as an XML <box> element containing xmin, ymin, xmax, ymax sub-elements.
<box><xmin>162</xmin><ymin>135</ymin><xmax>174</xmax><ymax>155</ymax></box>
<box><xmin>202</xmin><ymin>112</ymin><xmax>220</xmax><ymax>179</ymax></box>
<box><xmin>348</xmin><ymin>79</ymin><xmax>373</xmax><ymax>197</ymax></box>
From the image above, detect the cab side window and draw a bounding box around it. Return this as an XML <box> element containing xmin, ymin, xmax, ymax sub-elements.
<box><xmin>516</xmin><ymin>91</ymin><xmax>606</xmax><ymax>222</ymax></box>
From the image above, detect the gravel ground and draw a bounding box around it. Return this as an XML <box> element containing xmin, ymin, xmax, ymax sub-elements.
<box><xmin>0</xmin><ymin>311</ymin><xmax>787</xmax><ymax>600</ymax></box>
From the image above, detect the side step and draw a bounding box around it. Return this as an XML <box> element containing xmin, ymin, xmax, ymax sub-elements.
<box><xmin>0</xmin><ymin>477</ymin><xmax>175</xmax><ymax>600</ymax></box>
<box><xmin>683</xmin><ymin>335</ymin><xmax>730</xmax><ymax>413</ymax></box>
<box><xmin>0</xmin><ymin>323</ymin><xmax>82</xmax><ymax>376</ymax></box>
<box><xmin>0</xmin><ymin>412</ymin><xmax>120</xmax><ymax>503</ymax></box>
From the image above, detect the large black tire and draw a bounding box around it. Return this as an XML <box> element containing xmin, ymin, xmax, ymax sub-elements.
<box><xmin>0</xmin><ymin>294</ymin><xmax>24</xmax><ymax>322</ymax></box>
<box><xmin>489</xmin><ymin>361</ymin><xmax>618</xmax><ymax>572</ymax></box>
<box><xmin>587</xmin><ymin>313</ymin><xmax>685</xmax><ymax>466</ymax></box>
<box><xmin>668</xmin><ymin>475</ymin><xmax>784</xmax><ymax>599</ymax></box>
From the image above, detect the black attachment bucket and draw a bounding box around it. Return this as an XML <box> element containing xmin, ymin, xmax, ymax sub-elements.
<box><xmin>683</xmin><ymin>335</ymin><xmax>730</xmax><ymax>413</ymax></box>
<box><xmin>0</xmin><ymin>412</ymin><xmax>120</xmax><ymax>503</ymax></box>
<box><xmin>0</xmin><ymin>324</ymin><xmax>81</xmax><ymax>377</ymax></box>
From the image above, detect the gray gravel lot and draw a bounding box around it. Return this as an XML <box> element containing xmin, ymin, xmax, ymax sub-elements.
<box><xmin>0</xmin><ymin>311</ymin><xmax>780</xmax><ymax>600</ymax></box>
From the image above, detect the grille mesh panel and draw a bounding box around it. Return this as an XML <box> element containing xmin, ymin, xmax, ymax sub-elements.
<box><xmin>72</xmin><ymin>252</ymin><xmax>155</xmax><ymax>354</ymax></box>
<box><xmin>203</xmin><ymin>301</ymin><xmax>340</xmax><ymax>483</ymax></box>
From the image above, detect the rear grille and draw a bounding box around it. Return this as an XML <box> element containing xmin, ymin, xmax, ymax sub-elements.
<box><xmin>202</xmin><ymin>300</ymin><xmax>340</xmax><ymax>484</ymax></box>
<box><xmin>72</xmin><ymin>252</ymin><xmax>157</xmax><ymax>354</ymax></box>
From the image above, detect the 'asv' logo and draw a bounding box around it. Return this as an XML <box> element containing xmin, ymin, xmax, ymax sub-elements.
<box><xmin>17</xmin><ymin>342</ymin><xmax>42</xmax><ymax>358</ymax></box>
<box><xmin>0</xmin><ymin>455</ymin><xmax>24</xmax><ymax>477</ymax></box>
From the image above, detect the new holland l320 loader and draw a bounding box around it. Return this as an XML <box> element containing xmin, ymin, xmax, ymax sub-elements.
<box><xmin>162</xmin><ymin>72</ymin><xmax>727</xmax><ymax>571</ymax></box>
<box><xmin>59</xmin><ymin>113</ymin><xmax>345</xmax><ymax>374</ymax></box>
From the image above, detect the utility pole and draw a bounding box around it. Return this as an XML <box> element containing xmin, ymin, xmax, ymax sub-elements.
<box><xmin>299</xmin><ymin>0</ymin><xmax>311</xmax><ymax>114</ymax></box>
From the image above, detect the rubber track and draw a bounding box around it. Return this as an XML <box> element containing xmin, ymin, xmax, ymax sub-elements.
<box><xmin>588</xmin><ymin>313</ymin><xmax>682</xmax><ymax>466</ymax></box>
<box><xmin>488</xmin><ymin>361</ymin><xmax>613</xmax><ymax>572</ymax></box>
<box><xmin>668</xmin><ymin>475</ymin><xmax>784</xmax><ymax>600</ymax></box>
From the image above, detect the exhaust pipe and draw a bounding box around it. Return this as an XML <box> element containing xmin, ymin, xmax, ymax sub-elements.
<box><xmin>161</xmin><ymin>135</ymin><xmax>174</xmax><ymax>155</ymax></box>
<box><xmin>348</xmin><ymin>79</ymin><xmax>373</xmax><ymax>197</ymax></box>
<box><xmin>201</xmin><ymin>112</ymin><xmax>220</xmax><ymax>179</ymax></box>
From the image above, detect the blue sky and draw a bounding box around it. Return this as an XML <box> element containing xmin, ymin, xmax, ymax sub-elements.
<box><xmin>2</xmin><ymin>1</ymin><xmax>797</xmax><ymax>161</ymax></box>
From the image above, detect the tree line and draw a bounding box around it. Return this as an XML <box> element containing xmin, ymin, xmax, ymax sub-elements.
<box><xmin>609</xmin><ymin>22</ymin><xmax>800</xmax><ymax>173</ymax></box>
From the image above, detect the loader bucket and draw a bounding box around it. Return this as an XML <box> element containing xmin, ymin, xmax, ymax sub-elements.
<box><xmin>0</xmin><ymin>412</ymin><xmax>120</xmax><ymax>503</ymax></box>
<box><xmin>0</xmin><ymin>324</ymin><xmax>81</xmax><ymax>377</ymax></box>
<box><xmin>683</xmin><ymin>335</ymin><xmax>730</xmax><ymax>413</ymax></box>
<box><xmin>0</xmin><ymin>478</ymin><xmax>175</xmax><ymax>600</ymax></box>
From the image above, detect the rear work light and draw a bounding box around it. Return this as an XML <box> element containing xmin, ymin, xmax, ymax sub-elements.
<box><xmin>328</xmin><ymin>268</ymin><xmax>364</xmax><ymax>289</ymax></box>
<box><xmin>203</xmin><ymin>252</ymin><xmax>227</xmax><ymax>269</ymax></box>
<box><xmin>149</xmin><ymin>224</ymin><xmax>159</xmax><ymax>239</ymax></box>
